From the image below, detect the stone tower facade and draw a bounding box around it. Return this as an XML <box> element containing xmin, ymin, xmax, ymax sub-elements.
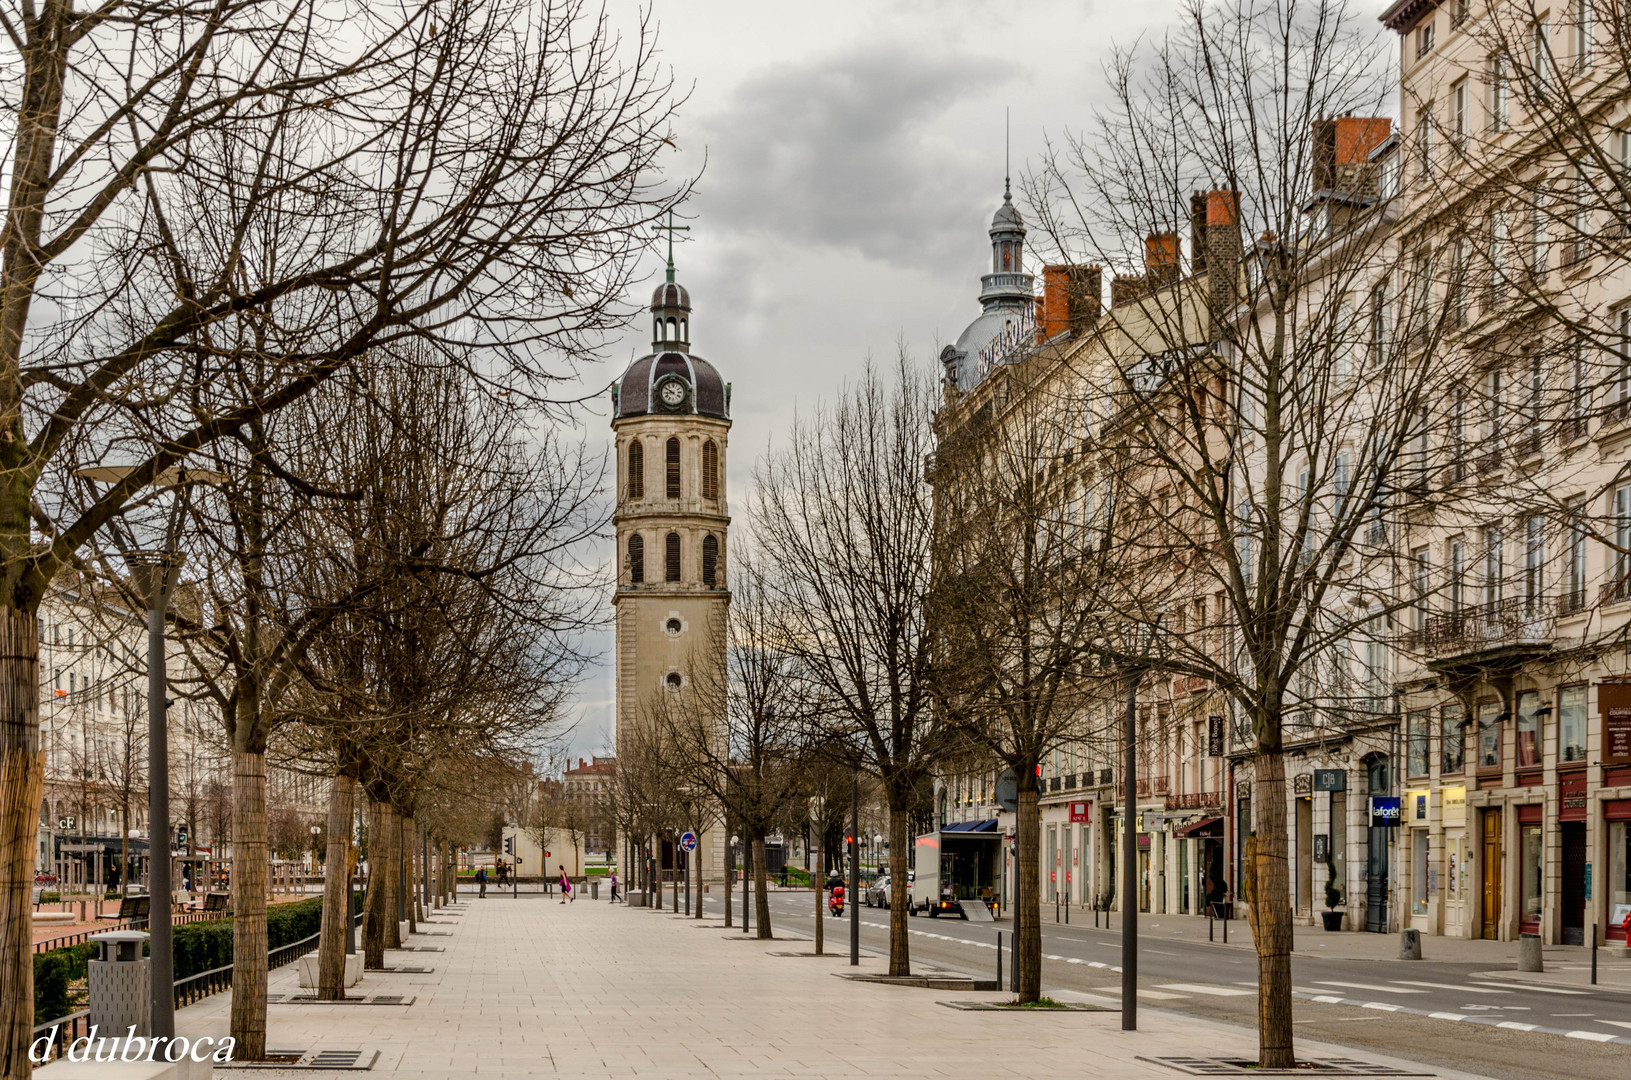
<box><xmin>611</xmin><ymin>264</ymin><xmax>730</xmax><ymax>884</ymax></box>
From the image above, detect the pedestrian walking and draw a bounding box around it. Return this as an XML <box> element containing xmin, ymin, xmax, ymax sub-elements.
<box><xmin>608</xmin><ymin>871</ymin><xmax>621</xmax><ymax>903</ymax></box>
<box><xmin>478</xmin><ymin>867</ymin><xmax>488</xmax><ymax>898</ymax></box>
<box><xmin>559</xmin><ymin>865</ymin><xmax>574</xmax><ymax>904</ymax></box>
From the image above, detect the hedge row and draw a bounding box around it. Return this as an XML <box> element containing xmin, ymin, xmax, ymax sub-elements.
<box><xmin>35</xmin><ymin>892</ymin><xmax>364</xmax><ymax>1023</ymax></box>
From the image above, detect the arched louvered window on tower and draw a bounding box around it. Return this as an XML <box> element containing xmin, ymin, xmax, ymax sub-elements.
<box><xmin>702</xmin><ymin>440</ymin><xmax>719</xmax><ymax>500</ymax></box>
<box><xmin>666</xmin><ymin>437</ymin><xmax>681</xmax><ymax>498</ymax></box>
<box><xmin>665</xmin><ymin>532</ymin><xmax>681</xmax><ymax>582</ymax></box>
<box><xmin>702</xmin><ymin>534</ymin><xmax>719</xmax><ymax>586</ymax></box>
<box><xmin>627</xmin><ymin>440</ymin><xmax>644</xmax><ymax>500</ymax></box>
<box><xmin>628</xmin><ymin>534</ymin><xmax>644</xmax><ymax>584</ymax></box>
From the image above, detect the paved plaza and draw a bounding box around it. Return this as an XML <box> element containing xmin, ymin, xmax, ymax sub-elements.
<box><xmin>171</xmin><ymin>895</ymin><xmax>1510</xmax><ymax>1079</ymax></box>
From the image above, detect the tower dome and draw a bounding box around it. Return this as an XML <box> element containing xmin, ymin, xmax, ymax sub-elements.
<box><xmin>613</xmin><ymin>256</ymin><xmax>729</xmax><ymax>421</ymax></box>
<box><xmin>940</xmin><ymin>178</ymin><xmax>1037</xmax><ymax>391</ymax></box>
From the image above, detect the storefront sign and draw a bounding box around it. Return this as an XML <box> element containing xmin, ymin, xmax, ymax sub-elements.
<box><xmin>1370</xmin><ymin>796</ymin><xmax>1401</xmax><ymax>827</ymax></box>
<box><xmin>1313</xmin><ymin>835</ymin><xmax>1329</xmax><ymax>862</ymax></box>
<box><xmin>1600</xmin><ymin>681</ymin><xmax>1631</xmax><ymax>763</ymax></box>
<box><xmin>1407</xmin><ymin>790</ymin><xmax>1429</xmax><ymax>821</ymax></box>
<box><xmin>1313</xmin><ymin>769</ymin><xmax>1347</xmax><ymax>792</ymax></box>
<box><xmin>1560</xmin><ymin>773</ymin><xmax>1588</xmax><ymax>822</ymax></box>
<box><xmin>1208</xmin><ymin>715</ymin><xmax>1225</xmax><ymax>756</ymax></box>
<box><xmin>1442</xmin><ymin>786</ymin><xmax>1466</xmax><ymax>828</ymax></box>
<box><xmin>1068</xmin><ymin>801</ymin><xmax>1091</xmax><ymax>823</ymax></box>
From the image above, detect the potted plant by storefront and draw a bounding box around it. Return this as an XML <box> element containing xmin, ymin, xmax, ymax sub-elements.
<box><xmin>1321</xmin><ymin>849</ymin><xmax>1344</xmax><ymax>931</ymax></box>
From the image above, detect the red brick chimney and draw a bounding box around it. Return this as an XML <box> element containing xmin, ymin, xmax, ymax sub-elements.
<box><xmin>1204</xmin><ymin>190</ymin><xmax>1243</xmax><ymax>339</ymax></box>
<box><xmin>1145</xmin><ymin>233</ymin><xmax>1180</xmax><ymax>289</ymax></box>
<box><xmin>1313</xmin><ymin>117</ymin><xmax>1392</xmax><ymax>196</ymax></box>
<box><xmin>1038</xmin><ymin>265</ymin><xmax>1103</xmax><ymax>341</ymax></box>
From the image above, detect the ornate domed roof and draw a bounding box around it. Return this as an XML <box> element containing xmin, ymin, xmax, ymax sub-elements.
<box><xmin>941</xmin><ymin>179</ymin><xmax>1036</xmax><ymax>391</ymax></box>
<box><xmin>651</xmin><ymin>281</ymin><xmax>691</xmax><ymax>310</ymax></box>
<box><xmin>991</xmin><ymin>184</ymin><xmax>1025</xmax><ymax>233</ymax></box>
<box><xmin>615</xmin><ymin>350</ymin><xmax>728</xmax><ymax>420</ymax></box>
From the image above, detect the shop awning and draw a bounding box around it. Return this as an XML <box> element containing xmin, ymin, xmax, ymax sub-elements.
<box><xmin>942</xmin><ymin>819</ymin><xmax>999</xmax><ymax>833</ymax></box>
<box><xmin>1174</xmin><ymin>816</ymin><xmax>1223</xmax><ymax>838</ymax></box>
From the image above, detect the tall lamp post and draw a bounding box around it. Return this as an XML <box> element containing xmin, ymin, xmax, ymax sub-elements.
<box><xmin>849</xmin><ymin>772</ymin><xmax>859</xmax><ymax>966</ymax></box>
<box><xmin>1118</xmin><ymin>613</ymin><xmax>1162</xmax><ymax>1033</ymax></box>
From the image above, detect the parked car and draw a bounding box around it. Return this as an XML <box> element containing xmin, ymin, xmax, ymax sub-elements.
<box><xmin>865</xmin><ymin>875</ymin><xmax>891</xmax><ymax>908</ymax></box>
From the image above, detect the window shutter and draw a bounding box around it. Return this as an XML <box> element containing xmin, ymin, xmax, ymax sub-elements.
<box><xmin>628</xmin><ymin>534</ymin><xmax>644</xmax><ymax>584</ymax></box>
<box><xmin>702</xmin><ymin>440</ymin><xmax>719</xmax><ymax>500</ymax></box>
<box><xmin>703</xmin><ymin>535</ymin><xmax>719</xmax><ymax>586</ymax></box>
<box><xmin>627</xmin><ymin>440</ymin><xmax>644</xmax><ymax>500</ymax></box>
<box><xmin>666</xmin><ymin>437</ymin><xmax>681</xmax><ymax>498</ymax></box>
<box><xmin>665</xmin><ymin>532</ymin><xmax>681</xmax><ymax>582</ymax></box>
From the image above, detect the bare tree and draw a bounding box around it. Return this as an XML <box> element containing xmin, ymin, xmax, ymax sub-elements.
<box><xmin>752</xmin><ymin>353</ymin><xmax>942</xmax><ymax>976</ymax></box>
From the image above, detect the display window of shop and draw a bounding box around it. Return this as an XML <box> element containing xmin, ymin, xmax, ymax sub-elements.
<box><xmin>1407</xmin><ymin>710</ymin><xmax>1431</xmax><ymax>778</ymax></box>
<box><xmin>1412</xmin><ymin>830</ymin><xmax>1429</xmax><ymax>915</ymax></box>
<box><xmin>1441</xmin><ymin>704</ymin><xmax>1465</xmax><ymax>774</ymax></box>
<box><xmin>1610</xmin><ymin>803</ymin><xmax>1631</xmax><ymax>940</ymax></box>
<box><xmin>1515</xmin><ymin>690</ymin><xmax>1542</xmax><ymax>769</ymax></box>
<box><xmin>1558</xmin><ymin>685</ymin><xmax>1587</xmax><ymax>764</ymax></box>
<box><xmin>1477</xmin><ymin>700</ymin><xmax>1503</xmax><ymax>771</ymax></box>
<box><xmin>1520</xmin><ymin>813</ymin><xmax>1543</xmax><ymax>932</ymax></box>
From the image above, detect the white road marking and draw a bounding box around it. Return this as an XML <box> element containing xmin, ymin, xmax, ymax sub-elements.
<box><xmin>1599</xmin><ymin>1020</ymin><xmax>1631</xmax><ymax>1031</ymax></box>
<box><xmin>1392</xmin><ymin>980</ymin><xmax>1507</xmax><ymax>993</ymax></box>
<box><xmin>1428</xmin><ymin>1012</ymin><xmax>1469</xmax><ymax>1021</ymax></box>
<box><xmin>1470</xmin><ymin>982</ymin><xmax>1586</xmax><ymax>995</ymax></box>
<box><xmin>1496</xmin><ymin>1021</ymin><xmax>1539</xmax><ymax>1031</ymax></box>
<box><xmin>1310</xmin><ymin>995</ymin><xmax>1345</xmax><ymax>1004</ymax></box>
<box><xmin>1314</xmin><ymin>981</ymin><xmax>1428</xmax><ymax>995</ymax></box>
<box><xmin>1565</xmin><ymin>1031</ymin><xmax>1619</xmax><ymax>1042</ymax></box>
<box><xmin>1157</xmin><ymin>983</ymin><xmax>1255</xmax><ymax>997</ymax></box>
<box><xmin>1095</xmin><ymin>986</ymin><xmax>1190</xmax><ymax>1001</ymax></box>
<box><xmin>1361</xmin><ymin>1002</ymin><xmax>1404</xmax><ymax>1012</ymax></box>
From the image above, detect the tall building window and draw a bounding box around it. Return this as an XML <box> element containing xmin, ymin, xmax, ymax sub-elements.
<box><xmin>1368</xmin><ymin>281</ymin><xmax>1389</xmax><ymax>367</ymax></box>
<box><xmin>665</xmin><ymin>531</ymin><xmax>681</xmax><ymax>582</ymax></box>
<box><xmin>1491</xmin><ymin>53</ymin><xmax>1510</xmax><ymax>131</ymax></box>
<box><xmin>1533</xmin><ymin>18</ymin><xmax>1553</xmax><ymax>89</ymax></box>
<box><xmin>1559</xmin><ymin>685</ymin><xmax>1587</xmax><ymax>762</ymax></box>
<box><xmin>702</xmin><ymin>534</ymin><xmax>719</xmax><ymax>586</ymax></box>
<box><xmin>1477</xmin><ymin>699</ymin><xmax>1502</xmax><ymax>770</ymax></box>
<box><xmin>665</xmin><ymin>437</ymin><xmax>681</xmax><ymax>499</ymax></box>
<box><xmin>627</xmin><ymin>439</ymin><xmax>644</xmax><ymax>500</ymax></box>
<box><xmin>1523</xmin><ymin>514</ymin><xmax>1545</xmax><ymax>616</ymax></box>
<box><xmin>1566</xmin><ymin>501</ymin><xmax>1588</xmax><ymax>612</ymax></box>
<box><xmin>1418</xmin><ymin>107</ymin><xmax>1435</xmax><ymax>178</ymax></box>
<box><xmin>1575</xmin><ymin>0</ymin><xmax>1594</xmax><ymax>68</ymax></box>
<box><xmin>1452</xmin><ymin>78</ymin><xmax>1468</xmax><ymax>153</ymax></box>
<box><xmin>1407</xmin><ymin>710</ymin><xmax>1430</xmax><ymax>778</ymax></box>
<box><xmin>702</xmin><ymin>440</ymin><xmax>719</xmax><ymax>500</ymax></box>
<box><xmin>1614</xmin><ymin>308</ymin><xmax>1631</xmax><ymax>419</ymax></box>
<box><xmin>1613</xmin><ymin>485</ymin><xmax>1631</xmax><ymax>599</ymax></box>
<box><xmin>1486</xmin><ymin>367</ymin><xmax>1504</xmax><ymax>446</ymax></box>
<box><xmin>1449</xmin><ymin>536</ymin><xmax>1467</xmax><ymax>612</ymax></box>
<box><xmin>628</xmin><ymin>534</ymin><xmax>644</xmax><ymax>584</ymax></box>
<box><xmin>1515</xmin><ymin>689</ymin><xmax>1541</xmax><ymax>768</ymax></box>
<box><xmin>1442</xmin><ymin>705</ymin><xmax>1465</xmax><ymax>774</ymax></box>
<box><xmin>1413</xmin><ymin>547</ymin><xmax>1431</xmax><ymax>632</ymax></box>
<box><xmin>1484</xmin><ymin>524</ymin><xmax>1504</xmax><ymax>606</ymax></box>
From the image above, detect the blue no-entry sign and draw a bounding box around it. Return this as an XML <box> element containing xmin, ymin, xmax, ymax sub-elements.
<box><xmin>680</xmin><ymin>832</ymin><xmax>698</xmax><ymax>852</ymax></box>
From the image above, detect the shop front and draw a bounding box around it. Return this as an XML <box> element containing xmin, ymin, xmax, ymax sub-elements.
<box><xmin>1609</xmin><ymin>799</ymin><xmax>1631</xmax><ymax>942</ymax></box>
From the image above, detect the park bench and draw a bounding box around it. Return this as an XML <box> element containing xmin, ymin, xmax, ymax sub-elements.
<box><xmin>95</xmin><ymin>894</ymin><xmax>150</xmax><ymax>923</ymax></box>
<box><xmin>202</xmin><ymin>892</ymin><xmax>231</xmax><ymax>914</ymax></box>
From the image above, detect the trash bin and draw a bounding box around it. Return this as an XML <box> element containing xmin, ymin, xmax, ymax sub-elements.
<box><xmin>88</xmin><ymin>930</ymin><xmax>150</xmax><ymax>1038</ymax></box>
<box><xmin>1398</xmin><ymin>928</ymin><xmax>1422</xmax><ymax>960</ymax></box>
<box><xmin>590</xmin><ymin>880</ymin><xmax>600</xmax><ymax>900</ymax></box>
<box><xmin>1518</xmin><ymin>933</ymin><xmax>1544</xmax><ymax>972</ymax></box>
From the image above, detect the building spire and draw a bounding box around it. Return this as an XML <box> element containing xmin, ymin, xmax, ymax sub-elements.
<box><xmin>656</xmin><ymin>209</ymin><xmax>689</xmax><ymax>284</ymax></box>
<box><xmin>1004</xmin><ymin>107</ymin><xmax>1011</xmax><ymax>201</ymax></box>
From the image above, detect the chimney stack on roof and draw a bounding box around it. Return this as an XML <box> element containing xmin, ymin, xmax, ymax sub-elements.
<box><xmin>1038</xmin><ymin>265</ymin><xmax>1103</xmax><ymax>342</ymax></box>
<box><xmin>1145</xmin><ymin>232</ymin><xmax>1180</xmax><ymax>289</ymax></box>
<box><xmin>1313</xmin><ymin>116</ymin><xmax>1392</xmax><ymax>198</ymax></box>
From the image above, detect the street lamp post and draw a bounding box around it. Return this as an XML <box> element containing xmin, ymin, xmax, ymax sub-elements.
<box><xmin>1122</xmin><ymin>668</ymin><xmax>1138</xmax><ymax>1032</ymax></box>
<box><xmin>849</xmin><ymin>772</ymin><xmax>859</xmax><ymax>966</ymax></box>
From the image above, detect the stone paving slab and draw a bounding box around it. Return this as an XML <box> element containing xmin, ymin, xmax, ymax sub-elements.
<box><xmin>171</xmin><ymin>899</ymin><xmax>1504</xmax><ymax>1079</ymax></box>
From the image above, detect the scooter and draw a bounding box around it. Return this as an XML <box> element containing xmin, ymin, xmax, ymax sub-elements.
<box><xmin>828</xmin><ymin>888</ymin><xmax>845</xmax><ymax>918</ymax></box>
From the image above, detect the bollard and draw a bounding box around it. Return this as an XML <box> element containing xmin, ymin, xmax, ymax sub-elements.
<box><xmin>1398</xmin><ymin>927</ymin><xmax>1422</xmax><ymax>960</ymax></box>
<box><xmin>997</xmin><ymin>931</ymin><xmax>1004</xmax><ymax>991</ymax></box>
<box><xmin>1518</xmin><ymin>933</ymin><xmax>1543</xmax><ymax>972</ymax></box>
<box><xmin>88</xmin><ymin>930</ymin><xmax>150</xmax><ymax>1039</ymax></box>
<box><xmin>1065</xmin><ymin>901</ymin><xmax>1069</xmax><ymax>925</ymax></box>
<box><xmin>1209</xmin><ymin>912</ymin><xmax>1214</xmax><ymax>942</ymax></box>
<box><xmin>591</xmin><ymin>879</ymin><xmax>600</xmax><ymax>901</ymax></box>
<box><xmin>1592</xmin><ymin>933</ymin><xmax>1598</xmax><ymax>985</ymax></box>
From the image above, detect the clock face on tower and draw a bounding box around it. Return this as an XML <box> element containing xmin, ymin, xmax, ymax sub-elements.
<box><xmin>657</xmin><ymin>377</ymin><xmax>688</xmax><ymax>411</ymax></box>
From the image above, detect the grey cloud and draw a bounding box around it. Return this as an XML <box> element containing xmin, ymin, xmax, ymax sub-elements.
<box><xmin>696</xmin><ymin>46</ymin><xmax>1019</xmax><ymax>269</ymax></box>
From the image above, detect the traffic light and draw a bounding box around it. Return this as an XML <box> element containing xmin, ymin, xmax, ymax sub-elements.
<box><xmin>503</xmin><ymin>836</ymin><xmax>515</xmax><ymax>856</ymax></box>
<box><xmin>175</xmin><ymin>825</ymin><xmax>189</xmax><ymax>847</ymax></box>
<box><xmin>543</xmin><ymin>850</ymin><xmax>550</xmax><ymax>859</ymax></box>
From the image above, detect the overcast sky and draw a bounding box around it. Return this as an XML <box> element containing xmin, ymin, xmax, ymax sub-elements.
<box><xmin>558</xmin><ymin>0</ymin><xmax>1373</xmax><ymax>765</ymax></box>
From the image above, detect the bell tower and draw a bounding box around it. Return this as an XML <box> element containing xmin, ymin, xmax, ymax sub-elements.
<box><xmin>610</xmin><ymin>250</ymin><xmax>731</xmax><ymax>885</ymax></box>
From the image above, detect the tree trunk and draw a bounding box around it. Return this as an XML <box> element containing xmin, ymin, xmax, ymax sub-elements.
<box><xmin>1251</xmin><ymin>745</ymin><xmax>1294</xmax><ymax>1068</ymax></box>
<box><xmin>887</xmin><ymin>803</ymin><xmax>911</xmax><ymax>976</ymax></box>
<box><xmin>316</xmin><ymin>771</ymin><xmax>355</xmax><ymax>1000</ymax></box>
<box><xmin>0</xmin><ymin>700</ymin><xmax>43</xmax><ymax>1080</ymax></box>
<box><xmin>230</xmin><ymin>750</ymin><xmax>269</xmax><ymax>1059</ymax></box>
<box><xmin>383</xmin><ymin>806</ymin><xmax>401</xmax><ymax>948</ymax></box>
<box><xmin>752</xmin><ymin>835</ymin><xmax>772</xmax><ymax>939</ymax></box>
<box><xmin>363</xmin><ymin>799</ymin><xmax>388</xmax><ymax>969</ymax></box>
<box><xmin>403</xmin><ymin>817</ymin><xmax>417</xmax><ymax>936</ymax></box>
<box><xmin>1014</xmin><ymin>782</ymin><xmax>1041</xmax><ymax>1003</ymax></box>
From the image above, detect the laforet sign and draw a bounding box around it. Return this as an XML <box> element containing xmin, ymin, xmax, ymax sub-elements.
<box><xmin>1602</xmin><ymin>682</ymin><xmax>1631</xmax><ymax>764</ymax></box>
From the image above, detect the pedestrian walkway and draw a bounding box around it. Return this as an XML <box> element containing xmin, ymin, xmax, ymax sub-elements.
<box><xmin>170</xmin><ymin>896</ymin><xmax>1508</xmax><ymax>1078</ymax></box>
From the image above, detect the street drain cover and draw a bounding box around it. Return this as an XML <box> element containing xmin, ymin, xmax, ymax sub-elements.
<box><xmin>940</xmin><ymin>1001</ymin><xmax>1113</xmax><ymax>1012</ymax></box>
<box><xmin>270</xmin><ymin>994</ymin><xmax>415</xmax><ymax>1005</ymax></box>
<box><xmin>217</xmin><ymin>1048</ymin><xmax>379</xmax><ymax>1070</ymax></box>
<box><xmin>1139</xmin><ymin>1058</ymin><xmax>1432</xmax><ymax>1077</ymax></box>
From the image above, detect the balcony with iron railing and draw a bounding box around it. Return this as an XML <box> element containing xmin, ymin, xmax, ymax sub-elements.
<box><xmin>1414</xmin><ymin>597</ymin><xmax>1555</xmax><ymax>662</ymax></box>
<box><xmin>1135</xmin><ymin>775</ymin><xmax>1170</xmax><ymax>797</ymax></box>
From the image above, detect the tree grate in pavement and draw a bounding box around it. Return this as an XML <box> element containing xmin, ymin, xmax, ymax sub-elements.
<box><xmin>217</xmin><ymin>1048</ymin><xmax>380</xmax><ymax>1070</ymax></box>
<box><xmin>372</xmin><ymin>965</ymin><xmax>434</xmax><ymax>973</ymax></box>
<box><xmin>268</xmin><ymin>994</ymin><xmax>416</xmax><ymax>1005</ymax></box>
<box><xmin>388</xmin><ymin>945</ymin><xmax>444</xmax><ymax>952</ymax></box>
<box><xmin>1138</xmin><ymin>1057</ymin><xmax>1432</xmax><ymax>1077</ymax></box>
<box><xmin>939</xmin><ymin>1001</ymin><xmax>1113</xmax><ymax>1012</ymax></box>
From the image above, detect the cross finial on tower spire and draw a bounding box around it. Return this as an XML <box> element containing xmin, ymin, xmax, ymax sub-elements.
<box><xmin>656</xmin><ymin>210</ymin><xmax>690</xmax><ymax>284</ymax></box>
<box><xmin>1004</xmin><ymin>107</ymin><xmax>1011</xmax><ymax>201</ymax></box>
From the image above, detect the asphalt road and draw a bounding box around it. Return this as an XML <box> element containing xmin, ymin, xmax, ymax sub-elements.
<box><xmin>674</xmin><ymin>889</ymin><xmax>1631</xmax><ymax>1080</ymax></box>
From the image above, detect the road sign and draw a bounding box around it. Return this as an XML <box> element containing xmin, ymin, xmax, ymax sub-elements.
<box><xmin>680</xmin><ymin>832</ymin><xmax>697</xmax><ymax>852</ymax></box>
<box><xmin>995</xmin><ymin>769</ymin><xmax>1018</xmax><ymax>812</ymax></box>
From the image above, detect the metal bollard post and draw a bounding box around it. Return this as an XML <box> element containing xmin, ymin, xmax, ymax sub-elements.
<box><xmin>1056</xmin><ymin>894</ymin><xmax>1060</xmax><ymax>923</ymax></box>
<box><xmin>1592</xmin><ymin>933</ymin><xmax>1598</xmax><ymax>985</ymax></box>
<box><xmin>997</xmin><ymin>930</ymin><xmax>1004</xmax><ymax>991</ymax></box>
<box><xmin>1223</xmin><ymin>911</ymin><xmax>1228</xmax><ymax>944</ymax></box>
<box><xmin>1209</xmin><ymin>911</ymin><xmax>1214</xmax><ymax>942</ymax></box>
<box><xmin>1065</xmin><ymin>900</ymin><xmax>1069</xmax><ymax>925</ymax></box>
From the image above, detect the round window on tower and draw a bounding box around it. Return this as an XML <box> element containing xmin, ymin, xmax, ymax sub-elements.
<box><xmin>665</xmin><ymin>618</ymin><xmax>682</xmax><ymax>635</ymax></box>
<box><xmin>665</xmin><ymin>672</ymin><xmax>683</xmax><ymax>690</ymax></box>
